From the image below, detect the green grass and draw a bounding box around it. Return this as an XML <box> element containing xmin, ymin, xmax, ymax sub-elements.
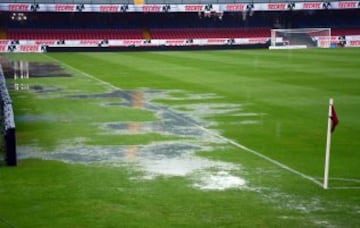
<box><xmin>1</xmin><ymin>49</ymin><xmax>360</xmax><ymax>227</ymax></box>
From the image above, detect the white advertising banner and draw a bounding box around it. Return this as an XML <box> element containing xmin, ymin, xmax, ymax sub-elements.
<box><xmin>0</xmin><ymin>2</ymin><xmax>359</xmax><ymax>12</ymax></box>
<box><xmin>1</xmin><ymin>35</ymin><xmax>360</xmax><ymax>52</ymax></box>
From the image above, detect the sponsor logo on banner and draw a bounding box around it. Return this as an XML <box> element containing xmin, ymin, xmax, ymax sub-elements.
<box><xmin>346</xmin><ymin>35</ymin><xmax>360</xmax><ymax>40</ymax></box>
<box><xmin>165</xmin><ymin>39</ymin><xmax>187</xmax><ymax>46</ymax></box>
<box><xmin>0</xmin><ymin>45</ymin><xmax>7</xmax><ymax>52</ymax></box>
<box><xmin>248</xmin><ymin>38</ymin><xmax>269</xmax><ymax>44</ymax></box>
<box><xmin>100</xmin><ymin>5</ymin><xmax>119</xmax><ymax>12</ymax></box>
<box><xmin>0</xmin><ymin>40</ymin><xmax>10</xmax><ymax>45</ymax></box>
<box><xmin>9</xmin><ymin>4</ymin><xmax>31</xmax><ymax>11</ymax></box>
<box><xmin>184</xmin><ymin>5</ymin><xmax>204</xmax><ymax>11</ymax></box>
<box><xmin>338</xmin><ymin>1</ymin><xmax>357</xmax><ymax>8</ymax></box>
<box><xmin>19</xmin><ymin>45</ymin><xmax>41</xmax><ymax>52</ymax></box>
<box><xmin>207</xmin><ymin>38</ymin><xmax>227</xmax><ymax>44</ymax></box>
<box><xmin>267</xmin><ymin>3</ymin><xmax>287</xmax><ymax>10</ymax></box>
<box><xmin>35</xmin><ymin>40</ymin><xmax>57</xmax><ymax>45</ymax></box>
<box><xmin>331</xmin><ymin>36</ymin><xmax>339</xmax><ymax>42</ymax></box>
<box><xmin>79</xmin><ymin>40</ymin><xmax>101</xmax><ymax>45</ymax></box>
<box><xmin>55</xmin><ymin>4</ymin><xmax>76</xmax><ymax>12</ymax></box>
<box><xmin>226</xmin><ymin>4</ymin><xmax>246</xmax><ymax>11</ymax></box>
<box><xmin>123</xmin><ymin>40</ymin><xmax>143</xmax><ymax>46</ymax></box>
<box><xmin>302</xmin><ymin>2</ymin><xmax>322</xmax><ymax>9</ymax></box>
<box><xmin>143</xmin><ymin>5</ymin><xmax>162</xmax><ymax>12</ymax></box>
<box><xmin>349</xmin><ymin>40</ymin><xmax>360</xmax><ymax>46</ymax></box>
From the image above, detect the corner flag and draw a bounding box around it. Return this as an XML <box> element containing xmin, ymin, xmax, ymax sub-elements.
<box><xmin>323</xmin><ymin>98</ymin><xmax>339</xmax><ymax>189</ymax></box>
<box><xmin>331</xmin><ymin>105</ymin><xmax>339</xmax><ymax>133</ymax></box>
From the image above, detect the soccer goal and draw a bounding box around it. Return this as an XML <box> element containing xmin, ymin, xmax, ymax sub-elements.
<box><xmin>269</xmin><ymin>28</ymin><xmax>331</xmax><ymax>49</ymax></box>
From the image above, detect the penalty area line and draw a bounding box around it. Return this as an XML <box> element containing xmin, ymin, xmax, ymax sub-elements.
<box><xmin>47</xmin><ymin>55</ymin><xmax>323</xmax><ymax>188</ymax></box>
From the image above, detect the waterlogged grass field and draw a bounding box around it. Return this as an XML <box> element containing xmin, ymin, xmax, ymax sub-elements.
<box><xmin>1</xmin><ymin>49</ymin><xmax>360</xmax><ymax>227</ymax></box>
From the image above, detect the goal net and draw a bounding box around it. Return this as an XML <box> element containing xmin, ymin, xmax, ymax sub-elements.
<box><xmin>270</xmin><ymin>28</ymin><xmax>331</xmax><ymax>49</ymax></box>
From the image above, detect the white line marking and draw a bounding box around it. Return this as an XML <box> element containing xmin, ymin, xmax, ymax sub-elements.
<box><xmin>316</xmin><ymin>177</ymin><xmax>360</xmax><ymax>183</ymax></box>
<box><xmin>46</xmin><ymin>54</ymin><xmax>323</xmax><ymax>188</ymax></box>
<box><xmin>330</xmin><ymin>187</ymin><xmax>360</xmax><ymax>190</ymax></box>
<box><xmin>315</xmin><ymin>177</ymin><xmax>360</xmax><ymax>189</ymax></box>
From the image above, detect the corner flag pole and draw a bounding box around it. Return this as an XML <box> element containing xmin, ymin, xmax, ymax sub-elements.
<box><xmin>323</xmin><ymin>98</ymin><xmax>334</xmax><ymax>190</ymax></box>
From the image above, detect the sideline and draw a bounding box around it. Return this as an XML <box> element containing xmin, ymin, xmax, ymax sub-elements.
<box><xmin>45</xmin><ymin>54</ymin><xmax>324</xmax><ymax>188</ymax></box>
<box><xmin>316</xmin><ymin>177</ymin><xmax>360</xmax><ymax>190</ymax></box>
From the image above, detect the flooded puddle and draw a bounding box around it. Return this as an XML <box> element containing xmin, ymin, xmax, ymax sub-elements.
<box><xmin>0</xmin><ymin>58</ymin><xmax>71</xmax><ymax>92</ymax></box>
<box><xmin>19</xmin><ymin>142</ymin><xmax>247</xmax><ymax>191</ymax></box>
<box><xmin>0</xmin><ymin>59</ymin><xmax>72</xmax><ymax>79</ymax></box>
<box><xmin>16</xmin><ymin>85</ymin><xmax>265</xmax><ymax>190</ymax></box>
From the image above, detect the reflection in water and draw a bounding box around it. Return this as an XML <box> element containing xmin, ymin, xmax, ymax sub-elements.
<box><xmin>126</xmin><ymin>145</ymin><xmax>139</xmax><ymax>161</ymax></box>
<box><xmin>0</xmin><ymin>60</ymin><xmax>73</xmax><ymax>91</ymax></box>
<box><xmin>132</xmin><ymin>90</ymin><xmax>144</xmax><ymax>109</ymax></box>
<box><xmin>13</xmin><ymin>61</ymin><xmax>30</xmax><ymax>91</ymax></box>
<box><xmin>1</xmin><ymin>60</ymin><xmax>72</xmax><ymax>79</ymax></box>
<box><xmin>13</xmin><ymin>61</ymin><xmax>29</xmax><ymax>79</ymax></box>
<box><xmin>125</xmin><ymin>90</ymin><xmax>144</xmax><ymax>160</ymax></box>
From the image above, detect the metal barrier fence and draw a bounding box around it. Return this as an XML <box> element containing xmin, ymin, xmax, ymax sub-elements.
<box><xmin>0</xmin><ymin>64</ymin><xmax>16</xmax><ymax>166</ymax></box>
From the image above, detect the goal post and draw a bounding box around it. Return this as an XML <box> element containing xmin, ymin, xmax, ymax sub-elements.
<box><xmin>270</xmin><ymin>28</ymin><xmax>331</xmax><ymax>49</ymax></box>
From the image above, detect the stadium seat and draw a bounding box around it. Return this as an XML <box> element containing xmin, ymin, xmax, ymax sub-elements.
<box><xmin>7</xmin><ymin>29</ymin><xmax>144</xmax><ymax>40</ymax></box>
<box><xmin>150</xmin><ymin>28</ymin><xmax>270</xmax><ymax>39</ymax></box>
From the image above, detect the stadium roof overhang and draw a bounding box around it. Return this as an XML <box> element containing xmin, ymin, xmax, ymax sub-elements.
<box><xmin>0</xmin><ymin>1</ymin><xmax>359</xmax><ymax>12</ymax></box>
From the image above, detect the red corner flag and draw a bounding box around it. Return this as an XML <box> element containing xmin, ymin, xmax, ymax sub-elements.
<box><xmin>331</xmin><ymin>105</ymin><xmax>339</xmax><ymax>133</ymax></box>
<box><xmin>324</xmin><ymin>98</ymin><xmax>339</xmax><ymax>189</ymax></box>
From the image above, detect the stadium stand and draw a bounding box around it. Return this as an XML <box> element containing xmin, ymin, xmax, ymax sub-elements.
<box><xmin>6</xmin><ymin>27</ymin><xmax>271</xmax><ymax>40</ymax></box>
<box><xmin>150</xmin><ymin>28</ymin><xmax>270</xmax><ymax>39</ymax></box>
<box><xmin>0</xmin><ymin>2</ymin><xmax>359</xmax><ymax>50</ymax></box>
<box><xmin>7</xmin><ymin>29</ymin><xmax>144</xmax><ymax>40</ymax></box>
<box><xmin>332</xmin><ymin>28</ymin><xmax>360</xmax><ymax>36</ymax></box>
<box><xmin>2</xmin><ymin>9</ymin><xmax>359</xmax><ymax>40</ymax></box>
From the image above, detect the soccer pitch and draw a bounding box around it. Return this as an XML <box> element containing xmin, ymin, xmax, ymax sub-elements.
<box><xmin>1</xmin><ymin>49</ymin><xmax>359</xmax><ymax>227</ymax></box>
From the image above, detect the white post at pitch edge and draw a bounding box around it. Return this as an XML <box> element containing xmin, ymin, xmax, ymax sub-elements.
<box><xmin>323</xmin><ymin>98</ymin><xmax>333</xmax><ymax>190</ymax></box>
